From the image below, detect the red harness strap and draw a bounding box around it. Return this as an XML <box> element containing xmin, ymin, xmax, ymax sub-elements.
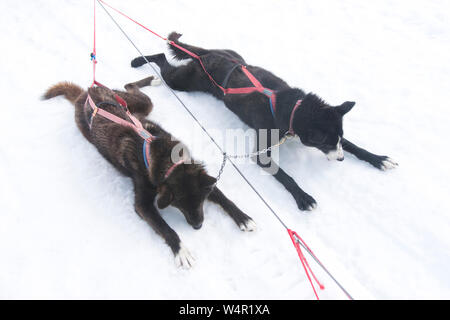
<box><xmin>85</xmin><ymin>81</ymin><xmax>155</xmax><ymax>169</ymax></box>
<box><xmin>225</xmin><ymin>66</ymin><xmax>277</xmax><ymax>117</ymax></box>
<box><xmin>169</xmin><ymin>41</ymin><xmax>278</xmax><ymax>118</ymax></box>
<box><xmin>85</xmin><ymin>82</ymin><xmax>185</xmax><ymax>176</ymax></box>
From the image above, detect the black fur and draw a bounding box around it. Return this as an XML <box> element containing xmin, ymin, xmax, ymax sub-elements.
<box><xmin>131</xmin><ymin>32</ymin><xmax>397</xmax><ymax>211</ymax></box>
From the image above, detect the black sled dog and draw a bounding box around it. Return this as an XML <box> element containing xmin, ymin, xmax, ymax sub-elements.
<box><xmin>43</xmin><ymin>76</ymin><xmax>256</xmax><ymax>268</ymax></box>
<box><xmin>131</xmin><ymin>32</ymin><xmax>398</xmax><ymax>211</ymax></box>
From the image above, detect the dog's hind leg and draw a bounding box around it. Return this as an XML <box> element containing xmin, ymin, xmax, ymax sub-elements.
<box><xmin>208</xmin><ymin>187</ymin><xmax>256</xmax><ymax>232</ymax></box>
<box><xmin>342</xmin><ymin>138</ymin><xmax>398</xmax><ymax>171</ymax></box>
<box><xmin>125</xmin><ymin>76</ymin><xmax>161</xmax><ymax>90</ymax></box>
<box><xmin>131</xmin><ymin>53</ymin><xmax>168</xmax><ymax>69</ymax></box>
<box><xmin>112</xmin><ymin>77</ymin><xmax>159</xmax><ymax>118</ymax></box>
<box><xmin>131</xmin><ymin>53</ymin><xmax>208</xmax><ymax>93</ymax></box>
<box><xmin>133</xmin><ymin>177</ymin><xmax>195</xmax><ymax>269</ymax></box>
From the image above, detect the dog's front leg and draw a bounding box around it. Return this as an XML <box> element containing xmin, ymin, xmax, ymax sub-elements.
<box><xmin>133</xmin><ymin>179</ymin><xmax>195</xmax><ymax>269</ymax></box>
<box><xmin>342</xmin><ymin>138</ymin><xmax>398</xmax><ymax>170</ymax></box>
<box><xmin>208</xmin><ymin>187</ymin><xmax>256</xmax><ymax>231</ymax></box>
<box><xmin>256</xmin><ymin>130</ymin><xmax>317</xmax><ymax>211</ymax></box>
<box><xmin>272</xmin><ymin>166</ymin><xmax>317</xmax><ymax>211</ymax></box>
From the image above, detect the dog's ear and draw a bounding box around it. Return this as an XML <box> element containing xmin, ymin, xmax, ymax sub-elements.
<box><xmin>199</xmin><ymin>173</ymin><xmax>217</xmax><ymax>188</ymax></box>
<box><xmin>157</xmin><ymin>184</ymin><xmax>174</xmax><ymax>209</ymax></box>
<box><xmin>336</xmin><ymin>101</ymin><xmax>356</xmax><ymax>115</ymax></box>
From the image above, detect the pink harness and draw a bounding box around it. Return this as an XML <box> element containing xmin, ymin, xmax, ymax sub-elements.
<box><xmin>85</xmin><ymin>81</ymin><xmax>183</xmax><ymax>176</ymax></box>
<box><xmin>288</xmin><ymin>99</ymin><xmax>303</xmax><ymax>136</ymax></box>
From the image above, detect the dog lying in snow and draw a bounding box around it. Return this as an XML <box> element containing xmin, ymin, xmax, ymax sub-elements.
<box><xmin>43</xmin><ymin>76</ymin><xmax>256</xmax><ymax>268</ymax></box>
<box><xmin>131</xmin><ymin>32</ymin><xmax>398</xmax><ymax>211</ymax></box>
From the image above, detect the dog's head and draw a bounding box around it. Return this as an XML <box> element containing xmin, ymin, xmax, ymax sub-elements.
<box><xmin>292</xmin><ymin>94</ymin><xmax>355</xmax><ymax>161</ymax></box>
<box><xmin>156</xmin><ymin>163</ymin><xmax>216</xmax><ymax>230</ymax></box>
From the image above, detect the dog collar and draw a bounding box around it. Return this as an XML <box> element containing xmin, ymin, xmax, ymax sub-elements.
<box><xmin>288</xmin><ymin>99</ymin><xmax>303</xmax><ymax>136</ymax></box>
<box><xmin>164</xmin><ymin>159</ymin><xmax>185</xmax><ymax>179</ymax></box>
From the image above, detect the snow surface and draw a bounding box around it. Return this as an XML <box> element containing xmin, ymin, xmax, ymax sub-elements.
<box><xmin>1</xmin><ymin>0</ymin><xmax>450</xmax><ymax>299</ymax></box>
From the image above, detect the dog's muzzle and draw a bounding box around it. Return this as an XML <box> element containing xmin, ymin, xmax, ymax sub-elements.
<box><xmin>193</xmin><ymin>223</ymin><xmax>203</xmax><ymax>230</ymax></box>
<box><xmin>326</xmin><ymin>147</ymin><xmax>344</xmax><ymax>161</ymax></box>
<box><xmin>326</xmin><ymin>138</ymin><xmax>344</xmax><ymax>161</ymax></box>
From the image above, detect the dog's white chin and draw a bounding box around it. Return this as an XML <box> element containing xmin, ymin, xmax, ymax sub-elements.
<box><xmin>326</xmin><ymin>152</ymin><xmax>344</xmax><ymax>161</ymax></box>
<box><xmin>326</xmin><ymin>138</ymin><xmax>344</xmax><ymax>161</ymax></box>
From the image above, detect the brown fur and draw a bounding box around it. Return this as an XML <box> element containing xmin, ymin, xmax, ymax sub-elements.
<box><xmin>43</xmin><ymin>81</ymin><xmax>83</xmax><ymax>103</ymax></box>
<box><xmin>43</xmin><ymin>77</ymin><xmax>255</xmax><ymax>266</ymax></box>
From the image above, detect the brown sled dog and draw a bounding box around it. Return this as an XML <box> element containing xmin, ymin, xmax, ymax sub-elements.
<box><xmin>43</xmin><ymin>76</ymin><xmax>256</xmax><ymax>268</ymax></box>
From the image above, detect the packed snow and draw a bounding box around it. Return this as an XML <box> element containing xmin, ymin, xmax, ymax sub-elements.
<box><xmin>1</xmin><ymin>0</ymin><xmax>449</xmax><ymax>299</ymax></box>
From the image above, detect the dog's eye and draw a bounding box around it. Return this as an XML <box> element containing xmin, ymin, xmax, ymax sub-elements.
<box><xmin>308</xmin><ymin>131</ymin><xmax>327</xmax><ymax>145</ymax></box>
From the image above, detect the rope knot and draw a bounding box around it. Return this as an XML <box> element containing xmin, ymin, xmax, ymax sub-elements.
<box><xmin>287</xmin><ymin>229</ymin><xmax>325</xmax><ymax>299</ymax></box>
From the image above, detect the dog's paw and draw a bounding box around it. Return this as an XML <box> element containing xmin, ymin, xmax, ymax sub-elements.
<box><xmin>239</xmin><ymin>218</ymin><xmax>257</xmax><ymax>232</ymax></box>
<box><xmin>150</xmin><ymin>77</ymin><xmax>162</xmax><ymax>86</ymax></box>
<box><xmin>233</xmin><ymin>212</ymin><xmax>257</xmax><ymax>232</ymax></box>
<box><xmin>295</xmin><ymin>192</ymin><xmax>317</xmax><ymax>211</ymax></box>
<box><xmin>131</xmin><ymin>56</ymin><xmax>146</xmax><ymax>68</ymax></box>
<box><xmin>174</xmin><ymin>243</ymin><xmax>195</xmax><ymax>269</ymax></box>
<box><xmin>370</xmin><ymin>155</ymin><xmax>398</xmax><ymax>171</ymax></box>
<box><xmin>380</xmin><ymin>157</ymin><xmax>398</xmax><ymax>170</ymax></box>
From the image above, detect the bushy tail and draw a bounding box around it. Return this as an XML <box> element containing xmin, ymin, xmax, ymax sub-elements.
<box><xmin>42</xmin><ymin>82</ymin><xmax>84</xmax><ymax>104</ymax></box>
<box><xmin>167</xmin><ymin>31</ymin><xmax>208</xmax><ymax>60</ymax></box>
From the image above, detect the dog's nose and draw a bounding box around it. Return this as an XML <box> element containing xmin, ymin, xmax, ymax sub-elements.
<box><xmin>337</xmin><ymin>156</ymin><xmax>344</xmax><ymax>162</ymax></box>
<box><xmin>193</xmin><ymin>223</ymin><xmax>203</xmax><ymax>230</ymax></box>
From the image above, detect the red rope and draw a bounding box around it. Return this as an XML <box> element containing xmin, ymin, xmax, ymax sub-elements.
<box><xmin>98</xmin><ymin>0</ymin><xmax>167</xmax><ymax>41</ymax></box>
<box><xmin>288</xmin><ymin>229</ymin><xmax>325</xmax><ymax>300</ymax></box>
<box><xmin>96</xmin><ymin>1</ymin><xmax>266</xmax><ymax>97</ymax></box>
<box><xmin>93</xmin><ymin>0</ymin><xmax>96</xmax><ymax>57</ymax></box>
<box><xmin>91</xmin><ymin>0</ymin><xmax>97</xmax><ymax>87</ymax></box>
